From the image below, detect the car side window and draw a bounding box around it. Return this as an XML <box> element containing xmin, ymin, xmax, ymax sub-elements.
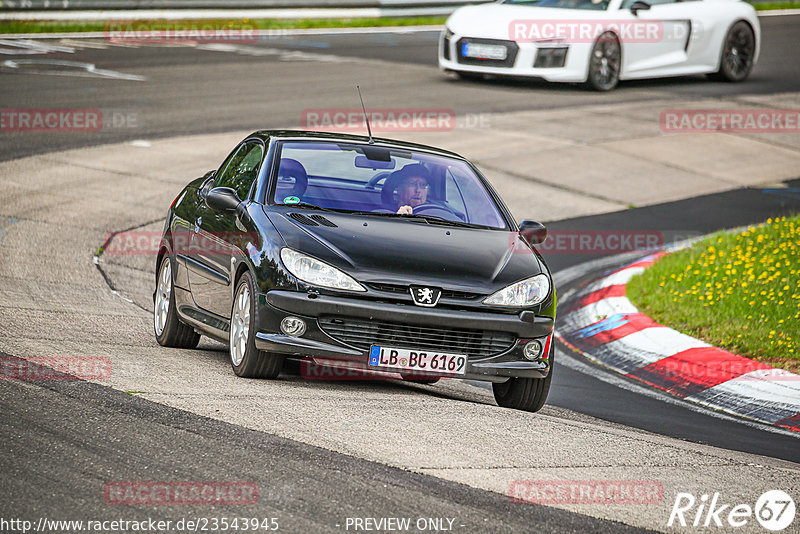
<box><xmin>214</xmin><ymin>141</ymin><xmax>264</xmax><ymax>201</ymax></box>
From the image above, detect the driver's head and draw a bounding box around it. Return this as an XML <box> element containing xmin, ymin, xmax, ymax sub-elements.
<box><xmin>395</xmin><ymin>164</ymin><xmax>430</xmax><ymax>208</ymax></box>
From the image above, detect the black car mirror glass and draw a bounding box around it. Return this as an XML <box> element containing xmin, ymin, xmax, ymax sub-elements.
<box><xmin>206</xmin><ymin>187</ymin><xmax>241</xmax><ymax>212</ymax></box>
<box><xmin>519</xmin><ymin>220</ymin><xmax>548</xmax><ymax>245</ymax></box>
<box><xmin>630</xmin><ymin>0</ymin><xmax>651</xmax><ymax>15</ymax></box>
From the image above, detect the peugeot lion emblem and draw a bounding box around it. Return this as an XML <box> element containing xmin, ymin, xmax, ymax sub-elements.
<box><xmin>409</xmin><ymin>286</ymin><xmax>442</xmax><ymax>307</ymax></box>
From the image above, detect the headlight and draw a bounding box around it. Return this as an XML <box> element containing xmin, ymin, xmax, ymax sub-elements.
<box><xmin>280</xmin><ymin>248</ymin><xmax>365</xmax><ymax>292</ymax></box>
<box><xmin>483</xmin><ymin>274</ymin><xmax>550</xmax><ymax>307</ymax></box>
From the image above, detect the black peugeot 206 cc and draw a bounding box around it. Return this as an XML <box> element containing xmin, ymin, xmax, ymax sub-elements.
<box><xmin>154</xmin><ymin>130</ymin><xmax>556</xmax><ymax>412</ymax></box>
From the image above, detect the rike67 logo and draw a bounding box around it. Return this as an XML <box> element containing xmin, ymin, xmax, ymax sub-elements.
<box><xmin>668</xmin><ymin>490</ymin><xmax>795</xmax><ymax>531</ymax></box>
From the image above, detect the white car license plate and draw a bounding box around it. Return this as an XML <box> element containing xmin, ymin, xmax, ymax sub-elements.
<box><xmin>462</xmin><ymin>42</ymin><xmax>507</xmax><ymax>60</ymax></box>
<box><xmin>369</xmin><ymin>346</ymin><xmax>467</xmax><ymax>376</ymax></box>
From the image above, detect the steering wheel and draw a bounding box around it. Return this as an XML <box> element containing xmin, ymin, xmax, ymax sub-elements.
<box><xmin>277</xmin><ymin>158</ymin><xmax>308</xmax><ymax>198</ymax></box>
<box><xmin>366</xmin><ymin>171</ymin><xmax>392</xmax><ymax>189</ymax></box>
<box><xmin>412</xmin><ymin>202</ymin><xmax>461</xmax><ymax>220</ymax></box>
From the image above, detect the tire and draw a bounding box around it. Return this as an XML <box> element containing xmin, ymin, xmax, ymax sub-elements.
<box><xmin>401</xmin><ymin>373</ymin><xmax>440</xmax><ymax>385</ymax></box>
<box><xmin>585</xmin><ymin>32</ymin><xmax>621</xmax><ymax>92</ymax></box>
<box><xmin>229</xmin><ymin>271</ymin><xmax>284</xmax><ymax>379</ymax></box>
<box><xmin>492</xmin><ymin>347</ymin><xmax>553</xmax><ymax>413</ymax></box>
<box><xmin>708</xmin><ymin>21</ymin><xmax>755</xmax><ymax>83</ymax></box>
<box><xmin>154</xmin><ymin>256</ymin><xmax>200</xmax><ymax>349</ymax></box>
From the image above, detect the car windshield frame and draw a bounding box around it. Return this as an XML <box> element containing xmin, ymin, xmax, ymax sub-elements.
<box><xmin>265</xmin><ymin>138</ymin><xmax>513</xmax><ymax>231</ymax></box>
<box><xmin>501</xmin><ymin>0</ymin><xmax>612</xmax><ymax>10</ymax></box>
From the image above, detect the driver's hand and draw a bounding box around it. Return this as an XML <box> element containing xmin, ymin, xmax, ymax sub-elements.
<box><xmin>397</xmin><ymin>205</ymin><xmax>413</xmax><ymax>215</ymax></box>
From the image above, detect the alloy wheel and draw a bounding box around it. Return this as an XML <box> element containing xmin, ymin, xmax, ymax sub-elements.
<box><xmin>723</xmin><ymin>22</ymin><xmax>755</xmax><ymax>80</ymax></box>
<box><xmin>230</xmin><ymin>283</ymin><xmax>251</xmax><ymax>367</ymax></box>
<box><xmin>154</xmin><ymin>259</ymin><xmax>171</xmax><ymax>336</ymax></box>
<box><xmin>589</xmin><ymin>33</ymin><xmax>620</xmax><ymax>91</ymax></box>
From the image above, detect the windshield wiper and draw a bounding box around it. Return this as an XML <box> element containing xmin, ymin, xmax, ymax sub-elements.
<box><xmin>331</xmin><ymin>210</ymin><xmax>489</xmax><ymax>229</ymax></box>
<box><xmin>407</xmin><ymin>214</ymin><xmax>482</xmax><ymax>228</ymax></box>
<box><xmin>347</xmin><ymin>210</ymin><xmax>419</xmax><ymax>219</ymax></box>
<box><xmin>283</xmin><ymin>202</ymin><xmax>336</xmax><ymax>212</ymax></box>
<box><xmin>347</xmin><ymin>210</ymin><xmax>485</xmax><ymax>228</ymax></box>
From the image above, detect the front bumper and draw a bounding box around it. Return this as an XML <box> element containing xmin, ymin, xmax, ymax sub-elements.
<box><xmin>254</xmin><ymin>290</ymin><xmax>554</xmax><ymax>381</ymax></box>
<box><xmin>439</xmin><ymin>32</ymin><xmax>591</xmax><ymax>83</ymax></box>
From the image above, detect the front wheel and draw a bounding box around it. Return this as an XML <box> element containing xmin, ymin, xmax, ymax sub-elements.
<box><xmin>709</xmin><ymin>21</ymin><xmax>755</xmax><ymax>82</ymax></box>
<box><xmin>230</xmin><ymin>271</ymin><xmax>284</xmax><ymax>379</ymax></box>
<box><xmin>492</xmin><ymin>357</ymin><xmax>553</xmax><ymax>413</ymax></box>
<box><xmin>585</xmin><ymin>32</ymin><xmax>621</xmax><ymax>92</ymax></box>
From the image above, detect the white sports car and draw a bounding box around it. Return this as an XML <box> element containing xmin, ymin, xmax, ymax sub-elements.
<box><xmin>439</xmin><ymin>0</ymin><xmax>760</xmax><ymax>90</ymax></box>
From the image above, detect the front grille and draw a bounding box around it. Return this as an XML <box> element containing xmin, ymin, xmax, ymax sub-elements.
<box><xmin>318</xmin><ymin>316</ymin><xmax>516</xmax><ymax>359</ymax></box>
<box><xmin>534</xmin><ymin>46</ymin><xmax>569</xmax><ymax>68</ymax></box>
<box><xmin>457</xmin><ymin>37</ymin><xmax>518</xmax><ymax>68</ymax></box>
<box><xmin>366</xmin><ymin>282</ymin><xmax>482</xmax><ymax>301</ymax></box>
<box><xmin>366</xmin><ymin>282</ymin><xmax>406</xmax><ymax>294</ymax></box>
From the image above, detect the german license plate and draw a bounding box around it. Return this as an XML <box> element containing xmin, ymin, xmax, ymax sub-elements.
<box><xmin>369</xmin><ymin>346</ymin><xmax>467</xmax><ymax>376</ymax></box>
<box><xmin>461</xmin><ymin>42</ymin><xmax>507</xmax><ymax>60</ymax></box>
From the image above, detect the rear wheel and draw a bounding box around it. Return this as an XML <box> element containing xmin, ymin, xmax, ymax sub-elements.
<box><xmin>230</xmin><ymin>271</ymin><xmax>284</xmax><ymax>379</ymax></box>
<box><xmin>154</xmin><ymin>256</ymin><xmax>200</xmax><ymax>349</ymax></box>
<box><xmin>492</xmin><ymin>348</ymin><xmax>553</xmax><ymax>413</ymax></box>
<box><xmin>585</xmin><ymin>32</ymin><xmax>621</xmax><ymax>92</ymax></box>
<box><xmin>709</xmin><ymin>21</ymin><xmax>755</xmax><ymax>82</ymax></box>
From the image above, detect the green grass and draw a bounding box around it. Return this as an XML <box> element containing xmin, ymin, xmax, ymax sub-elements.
<box><xmin>748</xmin><ymin>1</ymin><xmax>800</xmax><ymax>9</ymax></box>
<box><xmin>0</xmin><ymin>16</ymin><xmax>446</xmax><ymax>35</ymax></box>
<box><xmin>627</xmin><ymin>215</ymin><xmax>800</xmax><ymax>370</ymax></box>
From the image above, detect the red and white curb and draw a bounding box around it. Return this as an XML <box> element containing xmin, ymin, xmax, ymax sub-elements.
<box><xmin>556</xmin><ymin>253</ymin><xmax>800</xmax><ymax>433</ymax></box>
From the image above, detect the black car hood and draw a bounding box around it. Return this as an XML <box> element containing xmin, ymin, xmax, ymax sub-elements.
<box><xmin>266</xmin><ymin>209</ymin><xmax>545</xmax><ymax>295</ymax></box>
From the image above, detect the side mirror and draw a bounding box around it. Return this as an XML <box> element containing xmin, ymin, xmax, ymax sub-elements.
<box><xmin>630</xmin><ymin>0</ymin><xmax>651</xmax><ymax>16</ymax></box>
<box><xmin>519</xmin><ymin>220</ymin><xmax>548</xmax><ymax>245</ymax></box>
<box><xmin>199</xmin><ymin>175</ymin><xmax>214</xmax><ymax>198</ymax></box>
<box><xmin>206</xmin><ymin>187</ymin><xmax>241</xmax><ymax>212</ymax></box>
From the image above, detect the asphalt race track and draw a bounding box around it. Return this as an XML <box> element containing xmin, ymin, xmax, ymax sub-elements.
<box><xmin>1</xmin><ymin>12</ymin><xmax>799</xmax><ymax>534</ymax></box>
<box><xmin>2</xmin><ymin>14</ymin><xmax>800</xmax><ymax>162</ymax></box>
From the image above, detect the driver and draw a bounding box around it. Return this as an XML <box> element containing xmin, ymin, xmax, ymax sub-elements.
<box><xmin>395</xmin><ymin>164</ymin><xmax>431</xmax><ymax>215</ymax></box>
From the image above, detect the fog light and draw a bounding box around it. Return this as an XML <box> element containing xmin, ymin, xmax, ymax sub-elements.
<box><xmin>523</xmin><ymin>340</ymin><xmax>543</xmax><ymax>360</ymax></box>
<box><xmin>280</xmin><ymin>316</ymin><xmax>306</xmax><ymax>337</ymax></box>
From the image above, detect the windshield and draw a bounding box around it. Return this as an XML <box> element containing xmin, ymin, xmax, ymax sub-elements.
<box><xmin>502</xmin><ymin>0</ymin><xmax>611</xmax><ymax>10</ymax></box>
<box><xmin>270</xmin><ymin>141</ymin><xmax>508</xmax><ymax>229</ymax></box>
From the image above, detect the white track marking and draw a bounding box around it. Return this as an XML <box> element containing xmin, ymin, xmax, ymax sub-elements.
<box><xmin>556</xmin><ymin>347</ymin><xmax>800</xmax><ymax>438</ymax></box>
<box><xmin>0</xmin><ymin>38</ymin><xmax>75</xmax><ymax>55</ymax></box>
<box><xmin>2</xmin><ymin>58</ymin><xmax>145</xmax><ymax>81</ymax></box>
